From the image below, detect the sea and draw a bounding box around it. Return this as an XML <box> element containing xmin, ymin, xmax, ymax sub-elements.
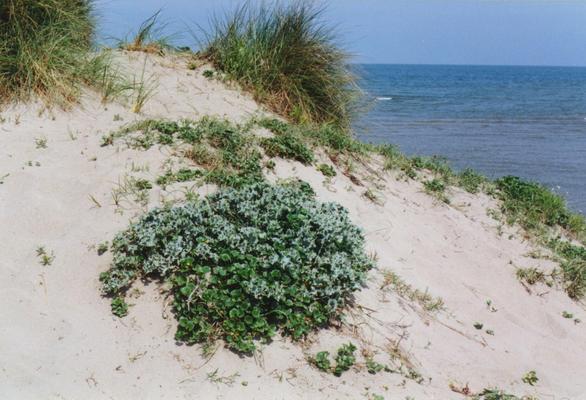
<box><xmin>353</xmin><ymin>64</ymin><xmax>586</xmax><ymax>213</ymax></box>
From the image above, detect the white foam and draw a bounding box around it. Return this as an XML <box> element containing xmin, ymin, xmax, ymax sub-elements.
<box><xmin>376</xmin><ymin>97</ymin><xmax>392</xmax><ymax>101</ymax></box>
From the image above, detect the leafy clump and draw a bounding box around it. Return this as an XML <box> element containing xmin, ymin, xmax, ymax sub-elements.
<box><xmin>562</xmin><ymin>311</ymin><xmax>573</xmax><ymax>319</ymax></box>
<box><xmin>312</xmin><ymin>351</ymin><xmax>332</xmax><ymax>372</ymax></box>
<box><xmin>111</xmin><ymin>296</ymin><xmax>129</xmax><ymax>318</ymax></box>
<box><xmin>261</xmin><ymin>132</ymin><xmax>314</xmax><ymax>164</ymax></box>
<box><xmin>333</xmin><ymin>343</ymin><xmax>357</xmax><ymax>376</ymax></box>
<box><xmin>311</xmin><ymin>343</ymin><xmax>357</xmax><ymax>376</ymax></box>
<box><xmin>101</xmin><ymin>182</ymin><xmax>373</xmax><ymax>353</ymax></box>
<box><xmin>521</xmin><ymin>370</ymin><xmax>538</xmax><ymax>386</ymax></box>
<box><xmin>317</xmin><ymin>163</ymin><xmax>336</xmax><ymax>178</ymax></box>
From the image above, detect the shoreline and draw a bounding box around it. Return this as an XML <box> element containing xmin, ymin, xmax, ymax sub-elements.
<box><xmin>354</xmin><ymin>63</ymin><xmax>586</xmax><ymax>214</ymax></box>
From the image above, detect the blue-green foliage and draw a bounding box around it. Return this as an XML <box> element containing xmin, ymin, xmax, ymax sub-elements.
<box><xmin>101</xmin><ymin>182</ymin><xmax>373</xmax><ymax>352</ymax></box>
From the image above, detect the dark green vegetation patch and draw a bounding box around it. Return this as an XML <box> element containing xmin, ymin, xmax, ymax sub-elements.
<box><xmin>261</xmin><ymin>132</ymin><xmax>314</xmax><ymax>165</ymax></box>
<box><xmin>101</xmin><ymin>182</ymin><xmax>373</xmax><ymax>353</ymax></box>
<box><xmin>496</xmin><ymin>176</ymin><xmax>576</xmax><ymax>230</ymax></box>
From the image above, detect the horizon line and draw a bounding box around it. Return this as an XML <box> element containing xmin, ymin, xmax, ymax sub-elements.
<box><xmin>351</xmin><ymin>62</ymin><xmax>586</xmax><ymax>68</ymax></box>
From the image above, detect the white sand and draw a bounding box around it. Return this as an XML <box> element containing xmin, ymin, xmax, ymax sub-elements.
<box><xmin>1</xmin><ymin>52</ymin><xmax>584</xmax><ymax>400</ymax></box>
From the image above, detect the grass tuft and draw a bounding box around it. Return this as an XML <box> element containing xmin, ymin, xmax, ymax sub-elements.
<box><xmin>496</xmin><ymin>176</ymin><xmax>573</xmax><ymax>231</ymax></box>
<box><xmin>118</xmin><ymin>11</ymin><xmax>172</xmax><ymax>55</ymax></box>
<box><xmin>201</xmin><ymin>2</ymin><xmax>358</xmax><ymax>128</ymax></box>
<box><xmin>0</xmin><ymin>0</ymin><xmax>120</xmax><ymax>106</ymax></box>
<box><xmin>458</xmin><ymin>168</ymin><xmax>487</xmax><ymax>194</ymax></box>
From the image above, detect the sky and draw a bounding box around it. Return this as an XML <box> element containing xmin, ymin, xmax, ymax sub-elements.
<box><xmin>97</xmin><ymin>0</ymin><xmax>586</xmax><ymax>66</ymax></box>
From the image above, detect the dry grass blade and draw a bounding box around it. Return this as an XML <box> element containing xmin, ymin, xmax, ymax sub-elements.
<box><xmin>119</xmin><ymin>11</ymin><xmax>172</xmax><ymax>55</ymax></box>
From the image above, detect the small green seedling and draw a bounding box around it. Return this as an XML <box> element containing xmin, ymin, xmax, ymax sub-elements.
<box><xmin>35</xmin><ymin>137</ymin><xmax>48</xmax><ymax>149</ymax></box>
<box><xmin>363</xmin><ymin>189</ymin><xmax>383</xmax><ymax>205</ymax></box>
<box><xmin>36</xmin><ymin>246</ymin><xmax>55</xmax><ymax>266</ymax></box>
<box><xmin>486</xmin><ymin>329</ymin><xmax>495</xmax><ymax>336</ymax></box>
<box><xmin>111</xmin><ymin>297</ymin><xmax>129</xmax><ymax>318</ymax></box>
<box><xmin>365</xmin><ymin>358</ymin><xmax>385</xmax><ymax>374</ymax></box>
<box><xmin>133</xmin><ymin>178</ymin><xmax>152</xmax><ymax>190</ymax></box>
<box><xmin>312</xmin><ymin>351</ymin><xmax>331</xmax><ymax>372</ymax></box>
<box><xmin>333</xmin><ymin>343</ymin><xmax>357</xmax><ymax>376</ymax></box>
<box><xmin>473</xmin><ymin>322</ymin><xmax>483</xmax><ymax>330</ymax></box>
<box><xmin>203</xmin><ymin>69</ymin><xmax>214</xmax><ymax>78</ymax></box>
<box><xmin>97</xmin><ymin>241</ymin><xmax>109</xmax><ymax>256</ymax></box>
<box><xmin>310</xmin><ymin>343</ymin><xmax>357</xmax><ymax>377</ymax></box>
<box><xmin>206</xmin><ymin>369</ymin><xmax>239</xmax><ymax>386</ymax></box>
<box><xmin>562</xmin><ymin>311</ymin><xmax>573</xmax><ymax>319</ymax></box>
<box><xmin>522</xmin><ymin>370</ymin><xmax>538</xmax><ymax>386</ymax></box>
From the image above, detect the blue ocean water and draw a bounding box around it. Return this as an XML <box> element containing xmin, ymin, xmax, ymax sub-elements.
<box><xmin>354</xmin><ymin>64</ymin><xmax>586</xmax><ymax>213</ymax></box>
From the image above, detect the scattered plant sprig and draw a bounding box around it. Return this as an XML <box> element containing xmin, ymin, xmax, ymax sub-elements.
<box><xmin>310</xmin><ymin>343</ymin><xmax>357</xmax><ymax>376</ymax></box>
<box><xmin>36</xmin><ymin>246</ymin><xmax>55</xmax><ymax>266</ymax></box>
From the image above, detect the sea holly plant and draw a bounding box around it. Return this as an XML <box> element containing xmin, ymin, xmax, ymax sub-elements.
<box><xmin>100</xmin><ymin>182</ymin><xmax>373</xmax><ymax>353</ymax></box>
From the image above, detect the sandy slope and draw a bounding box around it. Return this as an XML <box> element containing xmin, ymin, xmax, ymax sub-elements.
<box><xmin>0</xmin><ymin>52</ymin><xmax>584</xmax><ymax>400</ymax></box>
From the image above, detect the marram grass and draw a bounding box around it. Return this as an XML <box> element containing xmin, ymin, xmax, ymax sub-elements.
<box><xmin>0</xmin><ymin>0</ymin><xmax>116</xmax><ymax>106</ymax></box>
<box><xmin>200</xmin><ymin>1</ymin><xmax>358</xmax><ymax>129</ymax></box>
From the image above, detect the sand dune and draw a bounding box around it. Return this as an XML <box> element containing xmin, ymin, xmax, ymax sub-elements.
<box><xmin>1</xmin><ymin>52</ymin><xmax>584</xmax><ymax>400</ymax></box>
